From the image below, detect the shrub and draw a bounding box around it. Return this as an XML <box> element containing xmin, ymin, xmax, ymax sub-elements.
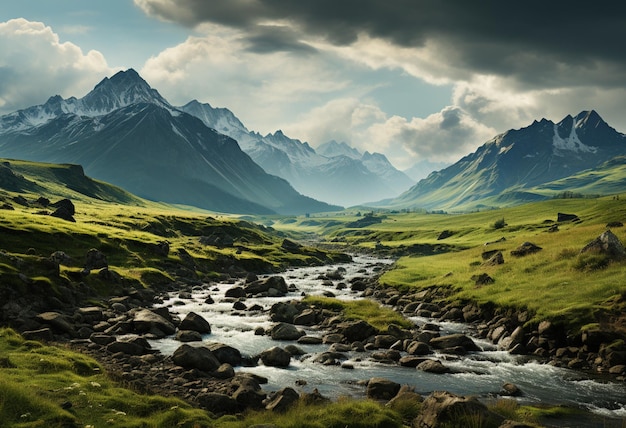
<box><xmin>573</xmin><ymin>253</ymin><xmax>611</xmax><ymax>271</ymax></box>
<box><xmin>492</xmin><ymin>218</ymin><xmax>507</xmax><ymax>230</ymax></box>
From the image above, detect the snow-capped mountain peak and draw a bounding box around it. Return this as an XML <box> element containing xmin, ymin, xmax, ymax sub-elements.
<box><xmin>553</xmin><ymin>115</ymin><xmax>598</xmax><ymax>155</ymax></box>
<box><xmin>80</xmin><ymin>68</ymin><xmax>171</xmax><ymax>115</ymax></box>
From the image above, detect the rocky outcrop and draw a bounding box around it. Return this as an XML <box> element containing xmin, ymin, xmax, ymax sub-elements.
<box><xmin>580</xmin><ymin>230</ymin><xmax>626</xmax><ymax>260</ymax></box>
<box><xmin>413</xmin><ymin>391</ymin><xmax>503</xmax><ymax>428</ymax></box>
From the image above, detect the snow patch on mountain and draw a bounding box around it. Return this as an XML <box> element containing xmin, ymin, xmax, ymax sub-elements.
<box><xmin>552</xmin><ymin>122</ymin><xmax>598</xmax><ymax>155</ymax></box>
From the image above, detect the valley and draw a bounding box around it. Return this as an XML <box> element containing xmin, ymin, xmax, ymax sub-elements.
<box><xmin>0</xmin><ymin>157</ymin><xmax>624</xmax><ymax>427</ymax></box>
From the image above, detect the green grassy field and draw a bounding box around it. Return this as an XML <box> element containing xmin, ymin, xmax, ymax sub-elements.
<box><xmin>273</xmin><ymin>197</ymin><xmax>626</xmax><ymax>332</ymax></box>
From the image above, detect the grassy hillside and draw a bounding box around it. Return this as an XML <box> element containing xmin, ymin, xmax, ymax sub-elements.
<box><xmin>274</xmin><ymin>197</ymin><xmax>626</xmax><ymax>332</ymax></box>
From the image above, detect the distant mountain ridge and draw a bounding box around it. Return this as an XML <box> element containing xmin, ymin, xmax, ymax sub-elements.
<box><xmin>380</xmin><ymin>110</ymin><xmax>626</xmax><ymax>211</ymax></box>
<box><xmin>0</xmin><ymin>69</ymin><xmax>340</xmax><ymax>215</ymax></box>
<box><xmin>180</xmin><ymin>103</ymin><xmax>415</xmax><ymax>206</ymax></box>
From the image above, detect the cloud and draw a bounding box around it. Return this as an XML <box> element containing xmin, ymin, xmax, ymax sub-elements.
<box><xmin>286</xmin><ymin>99</ymin><xmax>495</xmax><ymax>168</ymax></box>
<box><xmin>134</xmin><ymin>0</ymin><xmax>626</xmax><ymax>88</ymax></box>
<box><xmin>140</xmin><ymin>27</ymin><xmax>349</xmax><ymax>133</ymax></box>
<box><xmin>0</xmin><ymin>19</ymin><xmax>112</xmax><ymax>114</ymax></box>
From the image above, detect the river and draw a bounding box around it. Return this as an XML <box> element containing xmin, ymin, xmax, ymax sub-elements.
<box><xmin>150</xmin><ymin>255</ymin><xmax>626</xmax><ymax>425</ymax></box>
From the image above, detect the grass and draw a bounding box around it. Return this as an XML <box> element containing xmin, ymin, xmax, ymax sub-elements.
<box><xmin>214</xmin><ymin>397</ymin><xmax>403</xmax><ymax>428</ymax></box>
<box><xmin>303</xmin><ymin>296</ymin><xmax>414</xmax><ymax>330</ymax></box>
<box><xmin>377</xmin><ymin>197</ymin><xmax>626</xmax><ymax>331</ymax></box>
<box><xmin>0</xmin><ymin>328</ymin><xmax>215</xmax><ymax>428</ymax></box>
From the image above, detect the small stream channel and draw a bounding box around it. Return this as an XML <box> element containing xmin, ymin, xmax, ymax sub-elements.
<box><xmin>150</xmin><ymin>255</ymin><xmax>626</xmax><ymax>425</ymax></box>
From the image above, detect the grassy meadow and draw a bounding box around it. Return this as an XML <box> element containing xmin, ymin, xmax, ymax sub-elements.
<box><xmin>274</xmin><ymin>196</ymin><xmax>626</xmax><ymax>332</ymax></box>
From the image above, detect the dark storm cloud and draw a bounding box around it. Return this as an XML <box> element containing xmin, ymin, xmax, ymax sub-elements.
<box><xmin>136</xmin><ymin>0</ymin><xmax>626</xmax><ymax>87</ymax></box>
<box><xmin>244</xmin><ymin>25</ymin><xmax>318</xmax><ymax>54</ymax></box>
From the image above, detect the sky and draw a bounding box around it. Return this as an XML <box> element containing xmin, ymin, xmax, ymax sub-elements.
<box><xmin>1</xmin><ymin>1</ymin><xmax>626</xmax><ymax>170</ymax></box>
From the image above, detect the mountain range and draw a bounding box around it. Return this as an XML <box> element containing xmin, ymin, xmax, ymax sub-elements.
<box><xmin>179</xmin><ymin>103</ymin><xmax>414</xmax><ymax>207</ymax></box>
<box><xmin>380</xmin><ymin>110</ymin><xmax>626</xmax><ymax>211</ymax></box>
<box><xmin>0</xmin><ymin>69</ymin><xmax>340</xmax><ymax>215</ymax></box>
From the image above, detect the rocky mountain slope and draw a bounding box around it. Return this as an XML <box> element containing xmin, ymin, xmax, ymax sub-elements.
<box><xmin>0</xmin><ymin>70</ymin><xmax>339</xmax><ymax>215</ymax></box>
<box><xmin>180</xmin><ymin>102</ymin><xmax>414</xmax><ymax>207</ymax></box>
<box><xmin>381</xmin><ymin>110</ymin><xmax>626</xmax><ymax>211</ymax></box>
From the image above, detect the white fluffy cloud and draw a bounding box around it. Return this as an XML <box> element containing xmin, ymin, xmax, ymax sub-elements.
<box><xmin>140</xmin><ymin>25</ymin><xmax>350</xmax><ymax>134</ymax></box>
<box><xmin>0</xmin><ymin>19</ymin><xmax>112</xmax><ymax>114</ymax></box>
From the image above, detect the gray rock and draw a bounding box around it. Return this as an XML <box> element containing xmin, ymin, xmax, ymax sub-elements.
<box><xmin>366</xmin><ymin>377</ymin><xmax>401</xmax><ymax>400</ymax></box>
<box><xmin>265</xmin><ymin>387</ymin><xmax>299</xmax><ymax>412</ymax></box>
<box><xmin>581</xmin><ymin>230</ymin><xmax>626</xmax><ymax>259</ymax></box>
<box><xmin>176</xmin><ymin>330</ymin><xmax>202</xmax><ymax>342</ymax></box>
<box><xmin>172</xmin><ymin>344</ymin><xmax>220</xmax><ymax>372</ymax></box>
<box><xmin>179</xmin><ymin>312</ymin><xmax>211</xmax><ymax>334</ymax></box>
<box><xmin>270</xmin><ymin>322</ymin><xmax>304</xmax><ymax>341</ymax></box>
<box><xmin>417</xmin><ymin>359</ymin><xmax>450</xmax><ymax>374</ymax></box>
<box><xmin>132</xmin><ymin>309</ymin><xmax>176</xmax><ymax>337</ymax></box>
<box><xmin>414</xmin><ymin>391</ymin><xmax>501</xmax><ymax>428</ymax></box>
<box><xmin>260</xmin><ymin>346</ymin><xmax>291</xmax><ymax>367</ymax></box>
<box><xmin>206</xmin><ymin>342</ymin><xmax>242</xmax><ymax>366</ymax></box>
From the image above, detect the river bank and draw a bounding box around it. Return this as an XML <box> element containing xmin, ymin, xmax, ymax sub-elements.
<box><xmin>4</xmin><ymin>253</ymin><xmax>626</xmax><ymax>426</ymax></box>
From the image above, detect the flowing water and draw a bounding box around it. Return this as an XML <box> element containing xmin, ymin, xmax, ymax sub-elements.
<box><xmin>150</xmin><ymin>255</ymin><xmax>626</xmax><ymax>424</ymax></box>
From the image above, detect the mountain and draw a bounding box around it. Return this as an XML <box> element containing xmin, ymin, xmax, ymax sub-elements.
<box><xmin>0</xmin><ymin>70</ymin><xmax>340</xmax><ymax>215</ymax></box>
<box><xmin>180</xmin><ymin>103</ymin><xmax>414</xmax><ymax>206</ymax></box>
<box><xmin>380</xmin><ymin>110</ymin><xmax>626</xmax><ymax>211</ymax></box>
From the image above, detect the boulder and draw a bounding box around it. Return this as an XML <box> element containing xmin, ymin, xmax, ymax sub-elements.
<box><xmin>270</xmin><ymin>301</ymin><xmax>302</xmax><ymax>323</ymax></box>
<box><xmin>335</xmin><ymin>320</ymin><xmax>377</xmax><ymax>342</ymax></box>
<box><xmin>260</xmin><ymin>346</ymin><xmax>291</xmax><ymax>367</ymax></box>
<box><xmin>225</xmin><ymin>286</ymin><xmax>245</xmax><ymax>298</ymax></box>
<box><xmin>293</xmin><ymin>309</ymin><xmax>317</xmax><ymax>326</ymax></box>
<box><xmin>232</xmin><ymin>375</ymin><xmax>267</xmax><ymax>409</ymax></box>
<box><xmin>417</xmin><ymin>359</ymin><xmax>450</xmax><ymax>374</ymax></box>
<box><xmin>84</xmin><ymin>248</ymin><xmax>108</xmax><ymax>271</ymax></box>
<box><xmin>366</xmin><ymin>377</ymin><xmax>401</xmax><ymax>400</ymax></box>
<box><xmin>196</xmin><ymin>392</ymin><xmax>240</xmax><ymax>414</ymax></box>
<box><xmin>483</xmin><ymin>251</ymin><xmax>504</xmax><ymax>266</ymax></box>
<box><xmin>176</xmin><ymin>330</ymin><xmax>202</xmax><ymax>342</ymax></box>
<box><xmin>270</xmin><ymin>323</ymin><xmax>304</xmax><ymax>341</ymax></box>
<box><xmin>580</xmin><ymin>230</ymin><xmax>626</xmax><ymax>260</ymax></box>
<box><xmin>407</xmin><ymin>341</ymin><xmax>431</xmax><ymax>356</ymax></box>
<box><xmin>413</xmin><ymin>391</ymin><xmax>501</xmax><ymax>428</ymax></box>
<box><xmin>557</xmin><ymin>212</ymin><xmax>579</xmax><ymax>222</ymax></box>
<box><xmin>265</xmin><ymin>387</ymin><xmax>300</xmax><ymax>412</ymax></box>
<box><xmin>245</xmin><ymin>276</ymin><xmax>288</xmax><ymax>296</ymax></box>
<box><xmin>36</xmin><ymin>312</ymin><xmax>75</xmax><ymax>336</ymax></box>
<box><xmin>179</xmin><ymin>312</ymin><xmax>212</xmax><ymax>334</ymax></box>
<box><xmin>172</xmin><ymin>344</ymin><xmax>220</xmax><ymax>372</ymax></box>
<box><xmin>430</xmin><ymin>334</ymin><xmax>480</xmax><ymax>352</ymax></box>
<box><xmin>106</xmin><ymin>337</ymin><xmax>151</xmax><ymax>356</ymax></box>
<box><xmin>206</xmin><ymin>342</ymin><xmax>242</xmax><ymax>366</ymax></box>
<box><xmin>510</xmin><ymin>242</ymin><xmax>542</xmax><ymax>257</ymax></box>
<box><xmin>132</xmin><ymin>309</ymin><xmax>176</xmax><ymax>337</ymax></box>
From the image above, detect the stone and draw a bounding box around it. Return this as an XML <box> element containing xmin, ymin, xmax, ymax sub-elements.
<box><xmin>580</xmin><ymin>230</ymin><xmax>626</xmax><ymax>260</ymax></box>
<box><xmin>22</xmin><ymin>328</ymin><xmax>54</xmax><ymax>342</ymax></box>
<box><xmin>260</xmin><ymin>346</ymin><xmax>291</xmax><ymax>367</ymax></box>
<box><xmin>265</xmin><ymin>387</ymin><xmax>299</xmax><ymax>412</ymax></box>
<box><xmin>196</xmin><ymin>392</ymin><xmax>240</xmax><ymax>414</ymax></box>
<box><xmin>407</xmin><ymin>341</ymin><xmax>430</xmax><ymax>356</ymax></box>
<box><xmin>176</xmin><ymin>330</ymin><xmax>202</xmax><ymax>342</ymax></box>
<box><xmin>557</xmin><ymin>212</ymin><xmax>579</xmax><ymax>222</ymax></box>
<box><xmin>413</xmin><ymin>391</ymin><xmax>501</xmax><ymax>428</ymax></box>
<box><xmin>205</xmin><ymin>342</ymin><xmax>242</xmax><ymax>366</ymax></box>
<box><xmin>106</xmin><ymin>339</ymin><xmax>150</xmax><ymax>356</ymax></box>
<box><xmin>483</xmin><ymin>251</ymin><xmax>504</xmax><ymax>266</ymax></box>
<box><xmin>269</xmin><ymin>301</ymin><xmax>301</xmax><ymax>323</ymax></box>
<box><xmin>225</xmin><ymin>286</ymin><xmax>245</xmax><ymax>298</ymax></box>
<box><xmin>132</xmin><ymin>309</ymin><xmax>176</xmax><ymax>337</ymax></box>
<box><xmin>293</xmin><ymin>309</ymin><xmax>317</xmax><ymax>326</ymax></box>
<box><xmin>417</xmin><ymin>359</ymin><xmax>449</xmax><ymax>374</ymax></box>
<box><xmin>245</xmin><ymin>276</ymin><xmax>288</xmax><ymax>296</ymax></box>
<box><xmin>335</xmin><ymin>319</ymin><xmax>377</xmax><ymax>342</ymax></box>
<box><xmin>366</xmin><ymin>377</ymin><xmax>401</xmax><ymax>400</ymax></box>
<box><xmin>270</xmin><ymin>323</ymin><xmax>304</xmax><ymax>341</ymax></box>
<box><xmin>430</xmin><ymin>334</ymin><xmax>480</xmax><ymax>352</ymax></box>
<box><xmin>500</xmin><ymin>382</ymin><xmax>522</xmax><ymax>396</ymax></box>
<box><xmin>510</xmin><ymin>242</ymin><xmax>542</xmax><ymax>257</ymax></box>
<box><xmin>179</xmin><ymin>312</ymin><xmax>211</xmax><ymax>334</ymax></box>
<box><xmin>36</xmin><ymin>312</ymin><xmax>75</xmax><ymax>336</ymax></box>
<box><xmin>84</xmin><ymin>248</ymin><xmax>108</xmax><ymax>271</ymax></box>
<box><xmin>172</xmin><ymin>344</ymin><xmax>220</xmax><ymax>372</ymax></box>
<box><xmin>213</xmin><ymin>363</ymin><xmax>235</xmax><ymax>379</ymax></box>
